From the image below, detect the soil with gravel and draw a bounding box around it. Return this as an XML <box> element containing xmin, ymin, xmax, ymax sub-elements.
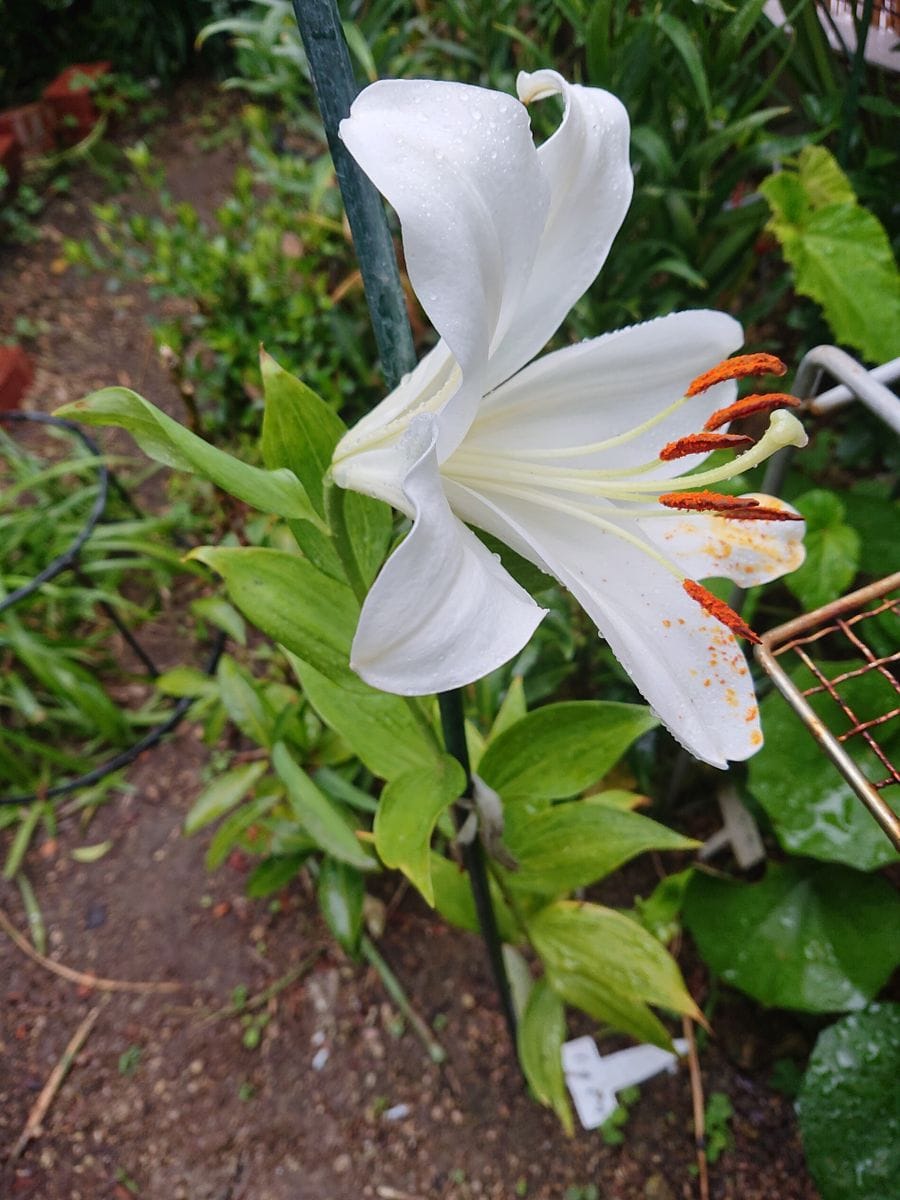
<box><xmin>0</xmin><ymin>82</ymin><xmax>821</xmax><ymax>1200</ymax></box>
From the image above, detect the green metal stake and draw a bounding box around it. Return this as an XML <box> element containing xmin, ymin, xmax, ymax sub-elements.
<box><xmin>290</xmin><ymin>0</ymin><xmax>416</xmax><ymax>388</ymax></box>
<box><xmin>291</xmin><ymin>0</ymin><xmax>517</xmax><ymax>1045</ymax></box>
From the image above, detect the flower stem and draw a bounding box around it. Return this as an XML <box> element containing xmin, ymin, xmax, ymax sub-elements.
<box><xmin>437</xmin><ymin>691</ymin><xmax>518</xmax><ymax>1046</ymax></box>
<box><xmin>290</xmin><ymin>0</ymin><xmax>417</xmax><ymax>388</ymax></box>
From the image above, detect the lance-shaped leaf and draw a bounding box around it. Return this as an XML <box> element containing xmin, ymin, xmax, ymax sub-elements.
<box><xmin>429</xmin><ymin>852</ymin><xmax>518</xmax><ymax>943</ymax></box>
<box><xmin>287</xmin><ymin>653</ymin><xmax>441</xmax><ymax>782</ymax></box>
<box><xmin>517</xmin><ymin>980</ymin><xmax>574</xmax><ymax>1135</ymax></box>
<box><xmin>505</xmin><ymin>802</ymin><xmax>697</xmax><ymax>897</ymax></box>
<box><xmin>478</xmin><ymin>702</ymin><xmax>658</xmax><ymax>800</ymax></box>
<box><xmin>317</xmin><ymin>858</ymin><xmax>365</xmax><ymax>957</ymax></box>
<box><xmin>272</xmin><ymin>742</ymin><xmax>375</xmax><ymax>870</ymax></box>
<box><xmin>57</xmin><ymin>388</ymin><xmax>322</xmax><ymax>524</ymax></box>
<box><xmin>188</xmin><ymin>547</ymin><xmax>359</xmax><ymax>685</ymax></box>
<box><xmin>184</xmin><ymin>760</ymin><xmax>269</xmax><ymax>836</ymax></box>
<box><xmin>374</xmin><ymin>755</ymin><xmax>467</xmax><ymax>904</ymax></box>
<box><xmin>529</xmin><ymin>900</ymin><xmax>699</xmax><ymax>1047</ymax></box>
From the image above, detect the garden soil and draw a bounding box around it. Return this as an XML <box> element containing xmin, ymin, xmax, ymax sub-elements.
<box><xmin>0</xmin><ymin>83</ymin><xmax>819</xmax><ymax>1200</ymax></box>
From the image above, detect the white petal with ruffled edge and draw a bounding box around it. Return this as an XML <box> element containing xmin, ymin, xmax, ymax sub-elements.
<box><xmin>349</xmin><ymin>417</ymin><xmax>546</xmax><ymax>694</ymax></box>
<box><xmin>443</xmin><ymin>480</ymin><xmax>762</xmax><ymax>767</ymax></box>
<box><xmin>339</xmin><ymin>79</ymin><xmax>550</xmax><ymax>459</ymax></box>
<box><xmin>483</xmin><ymin>70</ymin><xmax>633</xmax><ymax>391</ymax></box>
<box><xmin>641</xmin><ymin>495</ymin><xmax>807</xmax><ymax>586</ymax></box>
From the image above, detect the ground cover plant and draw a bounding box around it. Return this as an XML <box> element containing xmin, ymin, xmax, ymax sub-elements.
<box><xmin>2</xmin><ymin>1</ymin><xmax>899</xmax><ymax>1196</ymax></box>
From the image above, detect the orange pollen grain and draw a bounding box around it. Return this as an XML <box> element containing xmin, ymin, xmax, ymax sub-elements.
<box><xmin>659</xmin><ymin>490</ymin><xmax>760</xmax><ymax>513</ymax></box>
<box><xmin>683</xmin><ymin>580</ymin><xmax>760</xmax><ymax>644</ymax></box>
<box><xmin>704</xmin><ymin>392</ymin><xmax>801</xmax><ymax>431</ymax></box>
<box><xmin>659</xmin><ymin>432</ymin><xmax>754</xmax><ymax>461</ymax></box>
<box><xmin>686</xmin><ymin>354</ymin><xmax>787</xmax><ymax>398</ymax></box>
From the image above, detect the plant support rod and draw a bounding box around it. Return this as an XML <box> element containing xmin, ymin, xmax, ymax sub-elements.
<box><xmin>290</xmin><ymin>0</ymin><xmax>417</xmax><ymax>388</ymax></box>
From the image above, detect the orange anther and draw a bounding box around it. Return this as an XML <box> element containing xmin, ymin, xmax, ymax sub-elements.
<box><xmin>719</xmin><ymin>505</ymin><xmax>804</xmax><ymax>522</ymax></box>
<box><xmin>659</xmin><ymin>432</ymin><xmax>754</xmax><ymax>461</ymax></box>
<box><xmin>686</xmin><ymin>354</ymin><xmax>786</xmax><ymax>398</ymax></box>
<box><xmin>659</xmin><ymin>491</ymin><xmax>760</xmax><ymax>513</ymax></box>
<box><xmin>683</xmin><ymin>580</ymin><xmax>760</xmax><ymax>643</ymax></box>
<box><xmin>704</xmin><ymin>392</ymin><xmax>801</xmax><ymax>431</ymax></box>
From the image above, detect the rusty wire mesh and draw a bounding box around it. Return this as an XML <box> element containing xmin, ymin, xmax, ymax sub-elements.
<box><xmin>755</xmin><ymin>572</ymin><xmax>900</xmax><ymax>851</ymax></box>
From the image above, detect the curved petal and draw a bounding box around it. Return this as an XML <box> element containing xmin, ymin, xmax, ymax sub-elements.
<box><xmin>444</xmin><ymin>479</ymin><xmax>762</xmax><ymax>766</ymax></box>
<box><xmin>332</xmin><ymin>341</ymin><xmax>458</xmax><ymax>509</ymax></box>
<box><xmin>484</xmin><ymin>70</ymin><xmax>634</xmax><ymax>391</ymax></box>
<box><xmin>467</xmin><ymin>311</ymin><xmax>743</xmax><ymax>477</ymax></box>
<box><xmin>641</xmin><ymin>495</ymin><xmax>807</xmax><ymax>586</ymax></box>
<box><xmin>350</xmin><ymin>418</ymin><xmax>546</xmax><ymax>695</ymax></box>
<box><xmin>339</xmin><ymin>79</ymin><xmax>550</xmax><ymax>458</ymax></box>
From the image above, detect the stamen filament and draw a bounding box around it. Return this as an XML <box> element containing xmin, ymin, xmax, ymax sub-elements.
<box><xmin>454</xmin><ymin>480</ymin><xmax>687</xmax><ymax>582</ymax></box>
<box><xmin>446</xmin><ymin>410</ymin><xmax>808</xmax><ymax>500</ymax></box>
<box><xmin>481</xmin><ymin>390</ymin><xmax>693</xmax><ymax>461</ymax></box>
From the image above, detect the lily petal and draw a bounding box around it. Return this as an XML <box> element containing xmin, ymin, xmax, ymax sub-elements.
<box><xmin>469</xmin><ymin>311</ymin><xmax>743</xmax><ymax>473</ymax></box>
<box><xmin>339</xmin><ymin>79</ymin><xmax>550</xmax><ymax>458</ymax></box>
<box><xmin>444</xmin><ymin>480</ymin><xmax>762</xmax><ymax>766</ymax></box>
<box><xmin>484</xmin><ymin>70</ymin><xmax>634</xmax><ymax>391</ymax></box>
<box><xmin>350</xmin><ymin>417</ymin><xmax>546</xmax><ymax>694</ymax></box>
<box><xmin>642</xmin><ymin>495</ymin><xmax>807</xmax><ymax>586</ymax></box>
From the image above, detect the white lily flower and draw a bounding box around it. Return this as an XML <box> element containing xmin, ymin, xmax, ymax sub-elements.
<box><xmin>331</xmin><ymin>69</ymin><xmax>807</xmax><ymax>768</ymax></box>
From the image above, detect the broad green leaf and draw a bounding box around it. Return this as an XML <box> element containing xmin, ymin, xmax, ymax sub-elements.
<box><xmin>749</xmin><ymin>661</ymin><xmax>900</xmax><ymax>871</ymax></box>
<box><xmin>797</xmin><ymin>1005</ymin><xmax>900</xmax><ymax>1200</ymax></box>
<box><xmin>529</xmin><ymin>901</ymin><xmax>700</xmax><ymax>1031</ymax></box>
<box><xmin>188</xmin><ymin>547</ymin><xmax>358</xmax><ymax>684</ymax></box>
<box><xmin>478</xmin><ymin>702</ymin><xmax>658</xmax><ymax>800</ymax></box>
<box><xmin>288</xmin><ymin>654</ymin><xmax>441</xmax><ymax>781</ymax></box>
<box><xmin>245</xmin><ymin>853</ymin><xmax>307</xmax><ymax>897</ymax></box>
<box><xmin>796</xmin><ymin>144</ymin><xmax>856</xmax><ymax>208</ymax></box>
<box><xmin>374</xmin><ymin>756</ymin><xmax>467</xmax><ymax>904</ymax></box>
<box><xmin>260</xmin><ymin>352</ymin><xmax>344</xmax><ymax>516</ymax></box>
<box><xmin>184</xmin><ymin>761</ymin><xmax>269</xmax><ymax>835</ymax></box>
<box><xmin>57</xmin><ymin>387</ymin><xmax>322</xmax><ymax>524</ymax></box>
<box><xmin>786</xmin><ymin>490</ymin><xmax>860</xmax><ymax>611</ymax></box>
<box><xmin>517</xmin><ymin>980</ymin><xmax>573</xmax><ymax>1136</ymax></box>
<box><xmin>761</xmin><ymin>149</ymin><xmax>900</xmax><ymax>362</ymax></box>
<box><xmin>683</xmin><ymin>862</ymin><xmax>900</xmax><ymax>1011</ymax></box>
<box><xmin>317</xmin><ymin>857</ymin><xmax>365</xmax><ymax>957</ymax></box>
<box><xmin>505</xmin><ymin>803</ymin><xmax>696</xmax><ymax>897</ymax></box>
<box><xmin>272</xmin><ymin>742</ymin><xmax>374</xmax><ymax>870</ymax></box>
<box><xmin>191</xmin><ymin>596</ymin><xmax>246</xmax><ymax>646</ymax></box>
<box><xmin>429</xmin><ymin>852</ymin><xmax>518</xmax><ymax>943</ymax></box>
<box><xmin>217</xmin><ymin>656</ymin><xmax>276</xmax><ymax>747</ymax></box>
<box><xmin>842</xmin><ymin>489</ymin><xmax>900</xmax><ymax>576</ymax></box>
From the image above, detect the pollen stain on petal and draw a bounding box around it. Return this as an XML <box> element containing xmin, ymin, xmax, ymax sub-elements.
<box><xmin>686</xmin><ymin>353</ymin><xmax>787</xmax><ymax>398</ymax></box>
<box><xmin>750</xmin><ymin>730</ymin><xmax>763</xmax><ymax>747</ymax></box>
<box><xmin>745</xmin><ymin>705</ymin><xmax>758</xmax><ymax>723</ymax></box>
<box><xmin>704</xmin><ymin>392</ymin><xmax>801</xmax><ymax>431</ymax></box>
